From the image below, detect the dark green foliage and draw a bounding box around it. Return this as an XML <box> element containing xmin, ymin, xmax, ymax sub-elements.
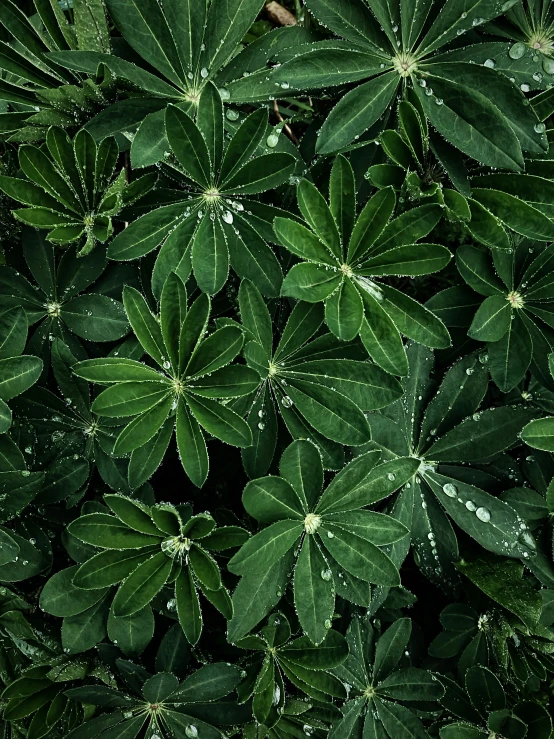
<box><xmin>1</xmin><ymin>1</ymin><xmax>554</xmax><ymax>738</ymax></box>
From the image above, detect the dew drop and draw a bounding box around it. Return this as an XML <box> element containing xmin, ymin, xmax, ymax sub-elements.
<box><xmin>266</xmin><ymin>133</ymin><xmax>279</xmax><ymax>148</ymax></box>
<box><xmin>320</xmin><ymin>568</ymin><xmax>332</xmax><ymax>581</ymax></box>
<box><xmin>475</xmin><ymin>507</ymin><xmax>491</xmax><ymax>523</ymax></box>
<box><xmin>442</xmin><ymin>483</ymin><xmax>458</xmax><ymax>498</ymax></box>
<box><xmin>543</xmin><ymin>57</ymin><xmax>554</xmax><ymax>75</ymax></box>
<box><xmin>534</xmin><ymin>122</ymin><xmax>546</xmax><ymax>133</ymax></box>
<box><xmin>509</xmin><ymin>42</ymin><xmax>526</xmax><ymax>60</ymax></box>
<box><xmin>222</xmin><ymin>210</ymin><xmax>234</xmax><ymax>224</ymax></box>
<box><xmin>281</xmin><ymin>395</ymin><xmax>294</xmax><ymax>408</ymax></box>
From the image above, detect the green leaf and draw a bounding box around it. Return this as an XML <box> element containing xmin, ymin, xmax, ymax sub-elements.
<box><xmin>325</xmin><ymin>279</ymin><xmax>364</xmax><ymax>341</ymax></box>
<box><xmin>221</xmin><ymin>154</ymin><xmax>294</xmax><ymax>195</ymax></box>
<box><xmin>73</xmin><ymin>548</ymin><xmax>159</xmax><ymax>589</ymax></box>
<box><xmin>40</xmin><ymin>566</ymin><xmax>109</xmax><ymax>617</ymax></box>
<box><xmin>113</xmin><ymin>551</ymin><xmax>172</xmax><ymax>617</ymax></box>
<box><xmin>176</xmin><ymin>396</ymin><xmax>209</xmax><ymax>487</ymax></box>
<box><xmin>243</xmin><ymin>476</ymin><xmax>304</xmax><ymax>524</ymax></box>
<box><xmin>227</xmin><ymin>519</ymin><xmax>302</xmax><ymax>576</ymax></box>
<box><xmin>426</xmin><ymin>472</ymin><xmax>535</xmax><ymax>559</ymax></box>
<box><xmin>185</xmin><ymin>393</ymin><xmax>252</xmax><ymax>447</ymax></box>
<box><xmin>316</xmin><ymin>455</ymin><xmax>419</xmax><ymax>513</ymax></box>
<box><xmin>521</xmin><ymin>417</ymin><xmax>554</xmax><ymax>452</ymax></box>
<box><xmin>294</xmin><ymin>537</ymin><xmax>334</xmax><ymax>645</ymax></box>
<box><xmin>107</xmin><ymin>604</ymin><xmax>154</xmax><ymax>656</ymax></box>
<box><xmin>360</xmin><ymin>291</ymin><xmax>408</xmax><ymax>376</ymax></box>
<box><xmin>68</xmin><ymin>513</ymin><xmax>163</xmax><ymax>549</ymax></box>
<box><xmin>123</xmin><ymin>286</ymin><xmax>166</xmax><ymax>366</ymax></box>
<box><xmin>105</xmin><ymin>0</ymin><xmax>185</xmax><ymax>87</ymax></box>
<box><xmin>92</xmin><ymin>382</ymin><xmax>170</xmax><ymax>418</ymax></box>
<box><xmin>0</xmin><ymin>356</ymin><xmax>42</xmax><ymax>400</ymax></box>
<box><xmin>468</xmin><ymin>294</ymin><xmax>511</xmax><ymax>342</ymax></box>
<box><xmin>348</xmin><ymin>187</ymin><xmax>396</xmax><ymax>265</ymax></box>
<box><xmin>297</xmin><ymin>179</ymin><xmax>341</xmax><ymax>260</ymax></box>
<box><xmin>472</xmin><ymin>188</ymin><xmax>554</xmax><ymax>241</ymax></box>
<box><xmin>456</xmin><ymin>556</ymin><xmax>541</xmax><ymax>629</ymax></box>
<box><xmin>426</xmin><ymin>406</ymin><xmax>537</xmax><ymax>462</ymax></box>
<box><xmin>374</xmin><ymin>618</ymin><xmax>411</xmax><ymax>681</ymax></box>
<box><xmin>330</xmin><ymin>155</ymin><xmax>356</xmax><ymax>245</ymax></box>
<box><xmin>62</xmin><ymin>295</ymin><xmax>129</xmax><ymax>342</ymax></box>
<box><xmin>414</xmin><ymin>71</ymin><xmax>524</xmax><ymax>171</ymax></box>
<box><xmin>380</xmin><ymin>285</ymin><xmax>451</xmax><ymax>348</ymax></box>
<box><xmin>175</xmin><ymin>568</ymin><xmax>202</xmax><ymax>645</ymax></box>
<box><xmin>285</xmin><ymin>379</ymin><xmax>371</xmax><ymax>446</ymax></box>
<box><xmin>110</xmin><ymin>204</ymin><xmax>189</xmax><ymax>263</ymax></box>
<box><xmin>317</xmin><ymin>72</ymin><xmax>399</xmax><ymax>155</ymax></box>
<box><xmin>320</xmin><ymin>525</ymin><xmax>400</xmax><ymax>585</ymax></box>
<box><xmin>228</xmin><ymin>551</ymin><xmax>293</xmax><ymax>642</ymax></box>
<box><xmin>192</xmin><ymin>213</ymin><xmax>229</xmax><ymax>295</ymax></box>
<box><xmin>375</xmin><ymin>698</ymin><xmax>429</xmax><ymax>739</ymax></box>
<box><xmin>62</xmin><ymin>595</ymin><xmax>110</xmax><ymax>655</ymax></box>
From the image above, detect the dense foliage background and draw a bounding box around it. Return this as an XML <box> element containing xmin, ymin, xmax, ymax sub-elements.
<box><xmin>1</xmin><ymin>0</ymin><xmax>554</xmax><ymax>736</ymax></box>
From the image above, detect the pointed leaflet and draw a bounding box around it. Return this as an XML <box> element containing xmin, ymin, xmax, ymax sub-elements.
<box><xmin>165</xmin><ymin>105</ymin><xmax>211</xmax><ymax>187</ymax></box>
<box><xmin>176</xmin><ymin>397</ymin><xmax>209</xmax><ymax>487</ymax></box>
<box><xmin>325</xmin><ymin>279</ymin><xmax>364</xmax><ymax>341</ymax></box>
<box><xmin>330</xmin><ymin>154</ymin><xmax>356</xmax><ymax>246</ymax></box>
<box><xmin>242</xmin><ymin>476</ymin><xmax>304</xmax><ymax>523</ymax></box>
<box><xmin>414</xmin><ymin>74</ymin><xmax>524</xmax><ymax>171</ymax></box>
<box><xmin>348</xmin><ymin>187</ymin><xmax>396</xmax><ymax>264</ymax></box>
<box><xmin>380</xmin><ymin>285</ymin><xmax>451</xmax><ymax>348</ymax></box>
<box><xmin>197</xmin><ymin>82</ymin><xmax>224</xmax><ymax>174</ymax></box>
<box><xmin>104</xmin><ymin>0</ymin><xmax>185</xmax><ymax>87</ymax></box>
<box><xmin>317</xmin><ymin>72</ymin><xmax>399</xmax><ymax>155</ymax></box>
<box><xmin>294</xmin><ymin>537</ymin><xmax>335</xmax><ymax>645</ymax></box>
<box><xmin>192</xmin><ymin>212</ymin><xmax>229</xmax><ymax>295</ymax></box>
<box><xmin>122</xmin><ymin>286</ymin><xmax>166</xmax><ymax>366</ymax></box>
<box><xmin>280</xmin><ymin>439</ymin><xmax>324</xmax><ymax>513</ymax></box>
<box><xmin>112</xmin><ymin>552</ymin><xmax>172</xmax><ymax>617</ymax></box>
<box><xmin>175</xmin><ymin>568</ymin><xmax>202</xmax><ymax>645</ymax></box>
<box><xmin>297</xmin><ymin>179</ymin><xmax>341</xmax><ymax>260</ymax></box>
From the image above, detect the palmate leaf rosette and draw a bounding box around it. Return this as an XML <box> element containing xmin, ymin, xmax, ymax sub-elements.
<box><xmin>0</xmin><ymin>127</ymin><xmax>155</xmax><ymax>255</ymax></box>
<box><xmin>236</xmin><ymin>613</ymin><xmax>348</xmax><ymax>728</ymax></box>
<box><xmin>246</xmin><ymin>0</ymin><xmax>549</xmax><ymax>163</ymax></box>
<box><xmin>438</xmin><ymin>663</ymin><xmax>553</xmax><ymax>739</ymax></box>
<box><xmin>276</xmin><ymin>156</ymin><xmax>451</xmax><ymax>375</ymax></box>
<box><xmin>46</xmin><ymin>0</ymin><xmax>304</xmax><ymax>138</ymax></box>
<box><xmin>0</xmin><ymin>0</ymin><xmax>114</xmax><ymax>142</ymax></box>
<box><xmin>454</xmin><ymin>238</ymin><xmax>554</xmax><ymax>392</ymax></box>
<box><xmin>0</xmin><ymin>230</ymin><xmax>129</xmax><ymax>366</ymax></box>
<box><xmin>73</xmin><ymin>277</ymin><xmax>258</xmax><ymax>486</ymax></box>
<box><xmin>330</xmin><ymin>616</ymin><xmax>444</xmax><ymax>739</ymax></box>
<box><xmin>367</xmin><ymin>344</ymin><xmax>539</xmax><ymax>586</ymax></box>
<box><xmin>107</xmin><ymin>84</ymin><xmax>295</xmax><ymax>298</ymax></box>
<box><xmin>58</xmin><ymin>494</ymin><xmax>248</xmax><ymax>646</ymax></box>
<box><xmin>66</xmin><ymin>659</ymin><xmax>242</xmax><ymax>739</ymax></box>
<box><xmin>228</xmin><ymin>439</ymin><xmax>418</xmax><ymax>644</ymax></box>
<box><xmin>237</xmin><ymin>279</ymin><xmax>404</xmax><ymax>478</ymax></box>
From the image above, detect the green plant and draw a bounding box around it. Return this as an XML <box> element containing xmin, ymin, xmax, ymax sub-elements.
<box><xmin>1</xmin><ymin>2</ymin><xmax>554</xmax><ymax>738</ymax></box>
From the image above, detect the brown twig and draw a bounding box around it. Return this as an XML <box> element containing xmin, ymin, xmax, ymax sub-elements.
<box><xmin>273</xmin><ymin>99</ymin><xmax>300</xmax><ymax>144</ymax></box>
<box><xmin>265</xmin><ymin>1</ymin><xmax>297</xmax><ymax>25</ymax></box>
